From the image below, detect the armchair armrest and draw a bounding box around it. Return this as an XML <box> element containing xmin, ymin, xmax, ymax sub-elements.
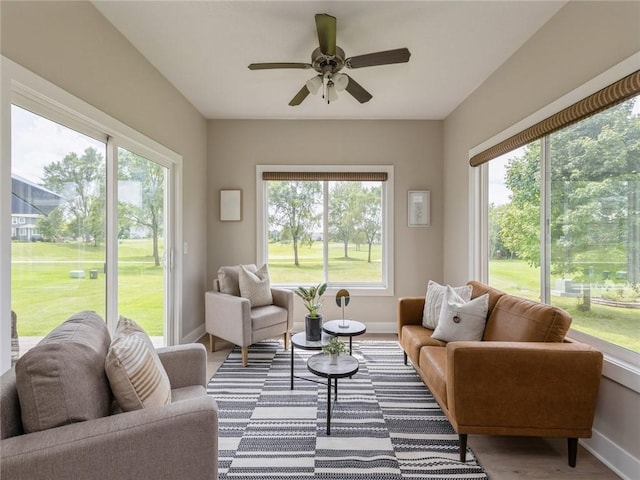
<box><xmin>397</xmin><ymin>297</ymin><xmax>425</xmax><ymax>339</ymax></box>
<box><xmin>271</xmin><ymin>287</ymin><xmax>294</xmax><ymax>329</ymax></box>
<box><xmin>157</xmin><ymin>343</ymin><xmax>207</xmax><ymax>389</ymax></box>
<box><xmin>205</xmin><ymin>290</ymin><xmax>251</xmax><ymax>346</ymax></box>
<box><xmin>0</xmin><ymin>396</ymin><xmax>218</xmax><ymax>480</ymax></box>
<box><xmin>446</xmin><ymin>341</ymin><xmax>603</xmax><ymax>436</ymax></box>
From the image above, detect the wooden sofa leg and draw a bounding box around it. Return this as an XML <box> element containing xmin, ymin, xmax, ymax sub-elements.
<box><xmin>459</xmin><ymin>434</ymin><xmax>468</xmax><ymax>462</ymax></box>
<box><xmin>568</xmin><ymin>437</ymin><xmax>578</xmax><ymax>468</ymax></box>
<box><xmin>284</xmin><ymin>332</ymin><xmax>290</xmax><ymax>350</ymax></box>
<box><xmin>209</xmin><ymin>334</ymin><xmax>215</xmax><ymax>352</ymax></box>
<box><xmin>241</xmin><ymin>347</ymin><xmax>248</xmax><ymax>367</ymax></box>
<box><xmin>403</xmin><ymin>351</ymin><xmax>408</xmax><ymax>365</ymax></box>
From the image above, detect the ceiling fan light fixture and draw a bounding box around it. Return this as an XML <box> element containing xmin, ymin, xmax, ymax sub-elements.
<box><xmin>332</xmin><ymin>72</ymin><xmax>348</xmax><ymax>92</ymax></box>
<box><xmin>306</xmin><ymin>75</ymin><xmax>323</xmax><ymax>95</ymax></box>
<box><xmin>326</xmin><ymin>81</ymin><xmax>339</xmax><ymax>103</ymax></box>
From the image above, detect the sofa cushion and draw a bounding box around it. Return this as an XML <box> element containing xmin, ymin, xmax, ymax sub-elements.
<box><xmin>15</xmin><ymin>311</ymin><xmax>112</xmax><ymax>433</ymax></box>
<box><xmin>432</xmin><ymin>289</ymin><xmax>489</xmax><ymax>342</ymax></box>
<box><xmin>239</xmin><ymin>264</ymin><xmax>273</xmax><ymax>307</ymax></box>
<box><xmin>105</xmin><ymin>316</ymin><xmax>171</xmax><ymax>412</ymax></box>
<box><xmin>467</xmin><ymin>280</ymin><xmax>505</xmax><ymax>318</ymax></box>
<box><xmin>422</xmin><ymin>280</ymin><xmax>472</xmax><ymax>329</ymax></box>
<box><xmin>483</xmin><ymin>294</ymin><xmax>572</xmax><ymax>342</ymax></box>
<box><xmin>419</xmin><ymin>346</ymin><xmax>448</xmax><ymax>408</ymax></box>
<box><xmin>218</xmin><ymin>264</ymin><xmax>257</xmax><ymax>296</ymax></box>
<box><xmin>399</xmin><ymin>324</ymin><xmax>446</xmax><ymax>366</ymax></box>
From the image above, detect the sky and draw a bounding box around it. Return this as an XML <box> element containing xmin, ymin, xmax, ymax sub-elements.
<box><xmin>11</xmin><ymin>105</ymin><xmax>105</xmax><ymax>184</ymax></box>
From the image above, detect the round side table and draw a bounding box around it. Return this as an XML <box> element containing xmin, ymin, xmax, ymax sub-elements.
<box><xmin>322</xmin><ymin>319</ymin><xmax>366</xmax><ymax>355</ymax></box>
<box><xmin>307</xmin><ymin>353</ymin><xmax>359</xmax><ymax>435</ymax></box>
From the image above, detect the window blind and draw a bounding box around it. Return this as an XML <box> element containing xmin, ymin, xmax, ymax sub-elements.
<box><xmin>262</xmin><ymin>171</ymin><xmax>388</xmax><ymax>181</ymax></box>
<box><xmin>469</xmin><ymin>69</ymin><xmax>640</xmax><ymax>167</ymax></box>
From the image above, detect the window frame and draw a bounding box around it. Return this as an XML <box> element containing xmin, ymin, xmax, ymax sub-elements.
<box><xmin>256</xmin><ymin>164</ymin><xmax>394</xmax><ymax>296</ymax></box>
<box><xmin>1</xmin><ymin>56</ymin><xmax>184</xmax><ymax>372</ymax></box>
<box><xmin>470</xmin><ymin>53</ymin><xmax>640</xmax><ymax>387</ymax></box>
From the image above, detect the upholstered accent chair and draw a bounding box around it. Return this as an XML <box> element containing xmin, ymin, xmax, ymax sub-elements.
<box><xmin>205</xmin><ymin>264</ymin><xmax>294</xmax><ymax>366</ymax></box>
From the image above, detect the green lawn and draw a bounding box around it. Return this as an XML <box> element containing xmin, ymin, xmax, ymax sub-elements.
<box><xmin>490</xmin><ymin>259</ymin><xmax>639</xmax><ymax>352</ymax></box>
<box><xmin>13</xmin><ymin>240</ymin><xmax>637</xmax><ymax>352</ymax></box>
<box><xmin>11</xmin><ymin>239</ymin><xmax>164</xmax><ymax>336</ymax></box>
<box><xmin>268</xmin><ymin>241</ymin><xmax>382</xmax><ymax>284</ymax></box>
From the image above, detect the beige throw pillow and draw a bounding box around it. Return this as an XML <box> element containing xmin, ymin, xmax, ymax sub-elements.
<box><xmin>423</xmin><ymin>280</ymin><xmax>473</xmax><ymax>329</ymax></box>
<box><xmin>105</xmin><ymin>316</ymin><xmax>171</xmax><ymax>412</ymax></box>
<box><xmin>432</xmin><ymin>287</ymin><xmax>489</xmax><ymax>342</ymax></box>
<box><xmin>239</xmin><ymin>264</ymin><xmax>273</xmax><ymax>307</ymax></box>
<box><xmin>218</xmin><ymin>264</ymin><xmax>257</xmax><ymax>296</ymax></box>
<box><xmin>15</xmin><ymin>311</ymin><xmax>112</xmax><ymax>433</ymax></box>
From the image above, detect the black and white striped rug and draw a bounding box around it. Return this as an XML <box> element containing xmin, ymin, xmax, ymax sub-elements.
<box><xmin>207</xmin><ymin>341</ymin><xmax>488</xmax><ymax>479</ymax></box>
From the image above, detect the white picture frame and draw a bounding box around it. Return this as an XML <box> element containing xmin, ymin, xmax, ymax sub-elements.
<box><xmin>220</xmin><ymin>189</ymin><xmax>242</xmax><ymax>221</ymax></box>
<box><xmin>408</xmin><ymin>190</ymin><xmax>430</xmax><ymax>227</ymax></box>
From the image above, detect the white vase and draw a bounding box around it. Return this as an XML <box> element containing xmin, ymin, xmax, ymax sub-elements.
<box><xmin>329</xmin><ymin>353</ymin><xmax>339</xmax><ymax>365</ymax></box>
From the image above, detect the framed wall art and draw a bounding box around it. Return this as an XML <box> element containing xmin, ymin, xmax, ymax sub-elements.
<box><xmin>220</xmin><ymin>189</ymin><xmax>242</xmax><ymax>221</ymax></box>
<box><xmin>408</xmin><ymin>190</ymin><xmax>430</xmax><ymax>227</ymax></box>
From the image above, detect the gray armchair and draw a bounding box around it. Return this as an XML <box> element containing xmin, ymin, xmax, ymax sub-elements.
<box><xmin>1</xmin><ymin>343</ymin><xmax>218</xmax><ymax>480</ymax></box>
<box><xmin>205</xmin><ymin>265</ymin><xmax>294</xmax><ymax>366</ymax></box>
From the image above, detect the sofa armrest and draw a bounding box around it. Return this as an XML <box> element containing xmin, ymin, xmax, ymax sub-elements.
<box><xmin>0</xmin><ymin>396</ymin><xmax>218</xmax><ymax>480</ymax></box>
<box><xmin>205</xmin><ymin>290</ymin><xmax>251</xmax><ymax>346</ymax></box>
<box><xmin>157</xmin><ymin>343</ymin><xmax>207</xmax><ymax>389</ymax></box>
<box><xmin>271</xmin><ymin>287</ymin><xmax>294</xmax><ymax>330</ymax></box>
<box><xmin>446</xmin><ymin>341</ymin><xmax>603</xmax><ymax>435</ymax></box>
<box><xmin>397</xmin><ymin>297</ymin><xmax>425</xmax><ymax>339</ymax></box>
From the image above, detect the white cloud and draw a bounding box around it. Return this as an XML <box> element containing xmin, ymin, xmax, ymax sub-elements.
<box><xmin>11</xmin><ymin>105</ymin><xmax>105</xmax><ymax>184</ymax></box>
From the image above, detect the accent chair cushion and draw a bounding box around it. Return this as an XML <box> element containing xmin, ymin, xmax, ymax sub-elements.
<box><xmin>15</xmin><ymin>311</ymin><xmax>112</xmax><ymax>433</ymax></box>
<box><xmin>432</xmin><ymin>287</ymin><xmax>489</xmax><ymax>342</ymax></box>
<box><xmin>105</xmin><ymin>316</ymin><xmax>171</xmax><ymax>412</ymax></box>
<box><xmin>218</xmin><ymin>264</ymin><xmax>257</xmax><ymax>296</ymax></box>
<box><xmin>239</xmin><ymin>264</ymin><xmax>273</xmax><ymax>308</ymax></box>
<box><xmin>422</xmin><ymin>280</ymin><xmax>472</xmax><ymax>329</ymax></box>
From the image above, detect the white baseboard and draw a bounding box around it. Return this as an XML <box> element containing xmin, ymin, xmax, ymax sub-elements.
<box><xmin>580</xmin><ymin>428</ymin><xmax>639</xmax><ymax>480</ymax></box>
<box><xmin>181</xmin><ymin>324</ymin><xmax>205</xmax><ymax>345</ymax></box>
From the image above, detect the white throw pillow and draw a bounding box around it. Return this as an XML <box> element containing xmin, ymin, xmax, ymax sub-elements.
<box><xmin>432</xmin><ymin>287</ymin><xmax>489</xmax><ymax>342</ymax></box>
<box><xmin>422</xmin><ymin>280</ymin><xmax>473</xmax><ymax>329</ymax></box>
<box><xmin>105</xmin><ymin>316</ymin><xmax>171</xmax><ymax>412</ymax></box>
<box><xmin>239</xmin><ymin>264</ymin><xmax>273</xmax><ymax>307</ymax></box>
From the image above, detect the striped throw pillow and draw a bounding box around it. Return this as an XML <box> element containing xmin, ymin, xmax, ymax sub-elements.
<box><xmin>105</xmin><ymin>316</ymin><xmax>171</xmax><ymax>411</ymax></box>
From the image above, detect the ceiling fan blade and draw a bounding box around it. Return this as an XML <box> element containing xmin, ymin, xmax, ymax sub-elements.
<box><xmin>248</xmin><ymin>62</ymin><xmax>312</xmax><ymax>70</ymax></box>
<box><xmin>289</xmin><ymin>85</ymin><xmax>310</xmax><ymax>106</ymax></box>
<box><xmin>315</xmin><ymin>13</ymin><xmax>336</xmax><ymax>56</ymax></box>
<box><xmin>346</xmin><ymin>48</ymin><xmax>411</xmax><ymax>69</ymax></box>
<box><xmin>344</xmin><ymin>75</ymin><xmax>372</xmax><ymax>104</ymax></box>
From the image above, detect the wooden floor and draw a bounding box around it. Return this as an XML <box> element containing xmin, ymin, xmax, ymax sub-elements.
<box><xmin>200</xmin><ymin>334</ymin><xmax>620</xmax><ymax>480</ymax></box>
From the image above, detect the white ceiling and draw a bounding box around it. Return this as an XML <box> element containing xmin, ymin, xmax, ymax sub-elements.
<box><xmin>92</xmin><ymin>1</ymin><xmax>566</xmax><ymax>120</ymax></box>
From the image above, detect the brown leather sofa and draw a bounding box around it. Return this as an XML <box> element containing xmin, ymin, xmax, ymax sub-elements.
<box><xmin>397</xmin><ymin>280</ymin><xmax>603</xmax><ymax>467</ymax></box>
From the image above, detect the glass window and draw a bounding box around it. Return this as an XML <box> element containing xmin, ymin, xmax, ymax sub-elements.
<box><xmin>485</xmin><ymin>95</ymin><xmax>640</xmax><ymax>354</ymax></box>
<box><xmin>259</xmin><ymin>167</ymin><xmax>392</xmax><ymax>293</ymax></box>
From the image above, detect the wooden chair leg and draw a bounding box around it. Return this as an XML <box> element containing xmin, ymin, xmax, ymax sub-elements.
<box><xmin>459</xmin><ymin>434</ymin><xmax>468</xmax><ymax>462</ymax></box>
<box><xmin>241</xmin><ymin>347</ymin><xmax>248</xmax><ymax>367</ymax></box>
<box><xmin>209</xmin><ymin>334</ymin><xmax>215</xmax><ymax>352</ymax></box>
<box><xmin>568</xmin><ymin>437</ymin><xmax>578</xmax><ymax>467</ymax></box>
<box><xmin>284</xmin><ymin>332</ymin><xmax>290</xmax><ymax>350</ymax></box>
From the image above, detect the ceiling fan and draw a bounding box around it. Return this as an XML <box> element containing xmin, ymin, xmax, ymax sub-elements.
<box><xmin>248</xmin><ymin>13</ymin><xmax>411</xmax><ymax>106</ymax></box>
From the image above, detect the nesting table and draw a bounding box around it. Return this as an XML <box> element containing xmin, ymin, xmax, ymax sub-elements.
<box><xmin>322</xmin><ymin>319</ymin><xmax>366</xmax><ymax>355</ymax></box>
<box><xmin>307</xmin><ymin>353</ymin><xmax>359</xmax><ymax>435</ymax></box>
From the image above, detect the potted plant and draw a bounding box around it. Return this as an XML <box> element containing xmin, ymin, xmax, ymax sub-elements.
<box><xmin>321</xmin><ymin>336</ymin><xmax>347</xmax><ymax>364</ymax></box>
<box><xmin>295</xmin><ymin>282</ymin><xmax>327</xmax><ymax>341</ymax></box>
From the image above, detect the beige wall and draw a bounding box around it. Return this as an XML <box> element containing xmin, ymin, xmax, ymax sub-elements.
<box><xmin>442</xmin><ymin>2</ymin><xmax>640</xmax><ymax>476</ymax></box>
<box><xmin>1</xmin><ymin>1</ymin><xmax>208</xmax><ymax>341</ymax></box>
<box><xmin>207</xmin><ymin>119</ymin><xmax>443</xmax><ymax>330</ymax></box>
